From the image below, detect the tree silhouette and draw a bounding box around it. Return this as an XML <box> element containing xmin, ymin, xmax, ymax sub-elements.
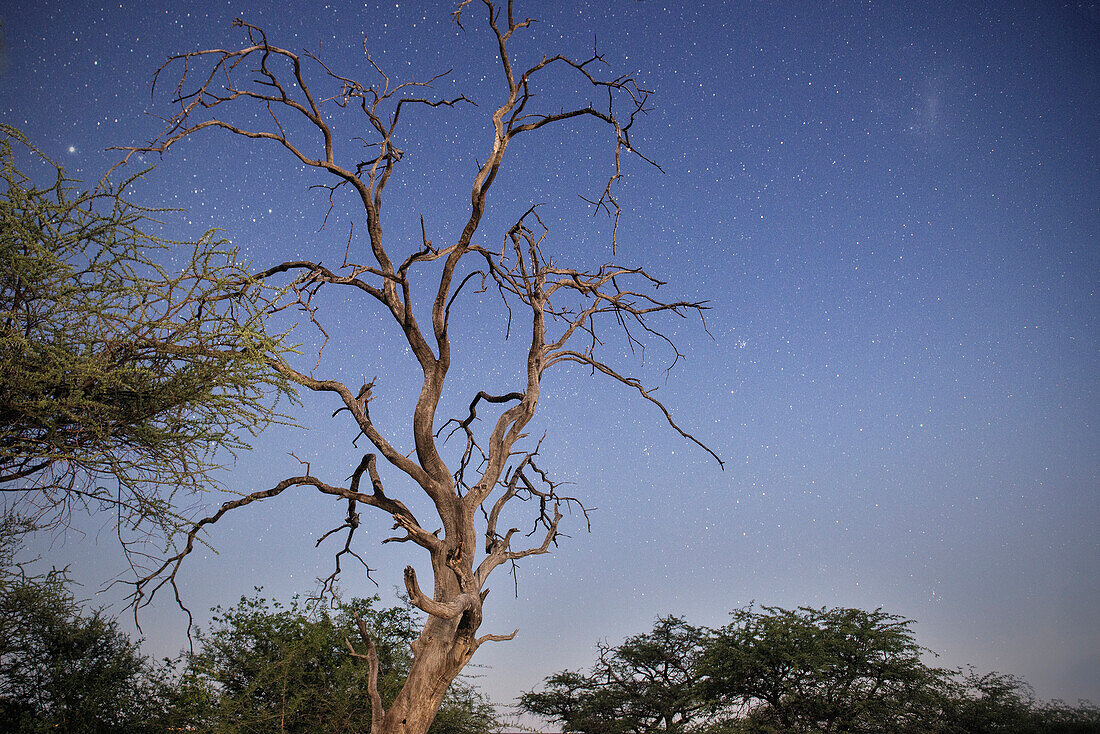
<box><xmin>116</xmin><ymin>3</ymin><xmax>720</xmax><ymax>732</ymax></box>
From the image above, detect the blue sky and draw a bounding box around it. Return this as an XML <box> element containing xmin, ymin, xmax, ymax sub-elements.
<box><xmin>3</xmin><ymin>0</ymin><xmax>1097</xmax><ymax>722</ymax></box>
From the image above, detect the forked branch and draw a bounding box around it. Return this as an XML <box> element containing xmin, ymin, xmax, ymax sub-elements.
<box><xmin>345</xmin><ymin>616</ymin><xmax>385</xmax><ymax>731</ymax></box>
<box><xmin>112</xmin><ymin>15</ymin><xmax>720</xmax><ymax>716</ymax></box>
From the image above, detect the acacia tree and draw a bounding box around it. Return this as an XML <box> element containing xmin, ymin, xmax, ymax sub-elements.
<box><xmin>0</xmin><ymin>520</ymin><xmax>166</xmax><ymax>733</ymax></box>
<box><xmin>0</xmin><ymin>125</ymin><xmax>293</xmax><ymax>540</ymax></box>
<box><xmin>698</xmin><ymin>605</ymin><xmax>952</xmax><ymax>732</ymax></box>
<box><xmin>523</xmin><ymin>606</ymin><xmax>1100</xmax><ymax>734</ymax></box>
<box><xmin>520</xmin><ymin>616</ymin><xmax>715</xmax><ymax>734</ymax></box>
<box><xmin>160</xmin><ymin>593</ymin><xmax>498</xmax><ymax>734</ymax></box>
<box><xmin>116</xmin><ymin>3</ymin><xmax>720</xmax><ymax>733</ymax></box>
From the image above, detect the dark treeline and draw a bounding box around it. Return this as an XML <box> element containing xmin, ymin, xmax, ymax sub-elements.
<box><xmin>3</xmin><ymin>516</ymin><xmax>1097</xmax><ymax>734</ymax></box>
<box><xmin>0</xmin><ymin>522</ymin><xmax>497</xmax><ymax>734</ymax></box>
<box><xmin>520</xmin><ymin>608</ymin><xmax>1100</xmax><ymax>734</ymax></box>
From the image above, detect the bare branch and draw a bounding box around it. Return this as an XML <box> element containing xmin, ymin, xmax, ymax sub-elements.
<box><xmin>313</xmin><ymin>498</ymin><xmax>377</xmax><ymax>601</ymax></box>
<box><xmin>476</xmin><ymin>628</ymin><xmax>519</xmax><ymax>646</ymax></box>
<box><xmin>402</xmin><ymin>566</ymin><xmax>476</xmax><ymax>620</ymax></box>
<box><xmin>345</xmin><ymin>616</ymin><xmax>385</xmax><ymax>731</ymax></box>
<box><xmin>101</xmin><ymin>6</ymin><xmax>721</xmax><ymax>729</ymax></box>
<box><xmin>547</xmin><ymin>350</ymin><xmax>724</xmax><ymax>467</ymax></box>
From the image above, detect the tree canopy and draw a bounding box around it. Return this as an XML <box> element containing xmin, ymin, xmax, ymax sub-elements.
<box><xmin>520</xmin><ymin>616</ymin><xmax>712</xmax><ymax>734</ymax></box>
<box><xmin>699</xmin><ymin>605</ymin><xmax>950</xmax><ymax>733</ymax></box>
<box><xmin>161</xmin><ymin>592</ymin><xmax>499</xmax><ymax>734</ymax></box>
<box><xmin>521</xmin><ymin>604</ymin><xmax>1100</xmax><ymax>734</ymax></box>
<box><xmin>0</xmin><ymin>523</ymin><xmax>498</xmax><ymax>733</ymax></box>
<box><xmin>0</xmin><ymin>520</ymin><xmax>166</xmax><ymax>733</ymax></box>
<box><xmin>0</xmin><ymin>125</ymin><xmax>295</xmax><ymax>538</ymax></box>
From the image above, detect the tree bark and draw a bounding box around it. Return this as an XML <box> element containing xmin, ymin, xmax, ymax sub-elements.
<box><xmin>116</xmin><ymin>4</ymin><xmax>721</xmax><ymax>732</ymax></box>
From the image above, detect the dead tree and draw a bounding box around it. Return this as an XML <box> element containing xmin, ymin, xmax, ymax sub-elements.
<box><xmin>115</xmin><ymin>3</ymin><xmax>721</xmax><ymax>733</ymax></box>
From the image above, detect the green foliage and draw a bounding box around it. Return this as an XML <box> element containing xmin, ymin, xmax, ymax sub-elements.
<box><xmin>0</xmin><ymin>125</ymin><xmax>296</xmax><ymax>537</ymax></box>
<box><xmin>519</xmin><ymin>616</ymin><xmax>714</xmax><ymax>734</ymax></box>
<box><xmin>700</xmin><ymin>605</ymin><xmax>950</xmax><ymax>733</ymax></box>
<box><xmin>163</xmin><ymin>591</ymin><xmax>499</xmax><ymax>734</ymax></box>
<box><xmin>522</xmin><ymin>605</ymin><xmax>1100</xmax><ymax>734</ymax></box>
<box><xmin>941</xmin><ymin>670</ymin><xmax>1038</xmax><ymax>734</ymax></box>
<box><xmin>0</xmin><ymin>523</ymin><xmax>498</xmax><ymax>734</ymax></box>
<box><xmin>0</xmin><ymin>521</ymin><xmax>166</xmax><ymax>733</ymax></box>
<box><xmin>1032</xmin><ymin>699</ymin><xmax>1100</xmax><ymax>734</ymax></box>
<box><xmin>941</xmin><ymin>670</ymin><xmax>1100</xmax><ymax>734</ymax></box>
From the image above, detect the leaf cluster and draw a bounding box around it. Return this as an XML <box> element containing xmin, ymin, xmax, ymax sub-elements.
<box><xmin>0</xmin><ymin>520</ymin><xmax>166</xmax><ymax>733</ymax></box>
<box><xmin>0</xmin><ymin>125</ymin><xmax>297</xmax><ymax>539</ymax></box>
<box><xmin>521</xmin><ymin>616</ymin><xmax>712</xmax><ymax>734</ymax></box>
<box><xmin>521</xmin><ymin>605</ymin><xmax>1100</xmax><ymax>734</ymax></box>
<box><xmin>0</xmin><ymin>523</ymin><xmax>498</xmax><ymax>733</ymax></box>
<box><xmin>159</xmin><ymin>591</ymin><xmax>499</xmax><ymax>734</ymax></box>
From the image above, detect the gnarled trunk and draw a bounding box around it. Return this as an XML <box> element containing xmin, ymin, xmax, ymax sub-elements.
<box><xmin>376</xmin><ymin>615</ymin><xmax>475</xmax><ymax>734</ymax></box>
<box><xmin>122</xmin><ymin>5</ymin><xmax>720</xmax><ymax>734</ymax></box>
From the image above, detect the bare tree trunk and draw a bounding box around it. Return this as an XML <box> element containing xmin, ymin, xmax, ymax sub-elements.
<box><xmin>116</xmin><ymin>3</ymin><xmax>721</xmax><ymax>731</ymax></box>
<box><xmin>379</xmin><ymin>619</ymin><xmax>468</xmax><ymax>733</ymax></box>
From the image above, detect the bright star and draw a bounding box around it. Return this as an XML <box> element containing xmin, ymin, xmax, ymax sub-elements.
<box><xmin>67</xmin><ymin>145</ymin><xmax>75</xmax><ymax>153</ymax></box>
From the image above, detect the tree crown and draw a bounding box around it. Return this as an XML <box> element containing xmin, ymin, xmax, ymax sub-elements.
<box><xmin>0</xmin><ymin>125</ymin><xmax>297</xmax><ymax>542</ymax></box>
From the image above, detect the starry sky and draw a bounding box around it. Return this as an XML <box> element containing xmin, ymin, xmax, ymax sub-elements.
<box><xmin>3</xmin><ymin>0</ymin><xmax>1098</xmax><ymax>723</ymax></box>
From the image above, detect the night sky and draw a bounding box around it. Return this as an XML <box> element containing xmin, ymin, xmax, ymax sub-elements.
<box><xmin>3</xmin><ymin>0</ymin><xmax>1098</xmax><ymax>723</ymax></box>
